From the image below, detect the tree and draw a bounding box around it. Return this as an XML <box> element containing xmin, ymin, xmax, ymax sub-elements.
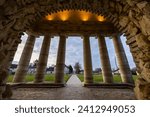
<box><xmin>94</xmin><ymin>68</ymin><xmax>102</xmax><ymax>73</ymax></box>
<box><xmin>131</xmin><ymin>67</ymin><xmax>137</xmax><ymax>75</ymax></box>
<box><xmin>74</xmin><ymin>62</ymin><xmax>81</xmax><ymax>74</ymax></box>
<box><xmin>33</xmin><ymin>59</ymin><xmax>39</xmax><ymax>68</ymax></box>
<box><xmin>68</xmin><ymin>65</ymin><xmax>73</xmax><ymax>74</ymax></box>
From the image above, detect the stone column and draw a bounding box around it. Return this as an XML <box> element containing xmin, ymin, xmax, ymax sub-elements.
<box><xmin>13</xmin><ymin>35</ymin><xmax>36</xmax><ymax>83</ymax></box>
<box><xmin>112</xmin><ymin>35</ymin><xmax>134</xmax><ymax>83</ymax></box>
<box><xmin>55</xmin><ymin>35</ymin><xmax>66</xmax><ymax>84</ymax></box>
<box><xmin>98</xmin><ymin>35</ymin><xmax>113</xmax><ymax>83</ymax></box>
<box><xmin>83</xmin><ymin>35</ymin><xmax>93</xmax><ymax>84</ymax></box>
<box><xmin>34</xmin><ymin>35</ymin><xmax>51</xmax><ymax>83</ymax></box>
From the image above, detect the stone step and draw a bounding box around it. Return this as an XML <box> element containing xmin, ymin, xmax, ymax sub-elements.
<box><xmin>9</xmin><ymin>83</ymin><xmax>66</xmax><ymax>89</ymax></box>
<box><xmin>83</xmin><ymin>83</ymin><xmax>135</xmax><ymax>89</ymax></box>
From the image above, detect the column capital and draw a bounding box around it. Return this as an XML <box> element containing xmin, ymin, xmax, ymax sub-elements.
<box><xmin>59</xmin><ymin>34</ymin><xmax>68</xmax><ymax>38</ymax></box>
<box><xmin>96</xmin><ymin>33</ymin><xmax>106</xmax><ymax>36</ymax></box>
<box><xmin>81</xmin><ymin>34</ymin><xmax>90</xmax><ymax>40</ymax></box>
<box><xmin>26</xmin><ymin>31</ymin><xmax>39</xmax><ymax>38</ymax></box>
<box><xmin>112</xmin><ymin>34</ymin><xmax>121</xmax><ymax>38</ymax></box>
<box><xmin>97</xmin><ymin>34</ymin><xmax>105</xmax><ymax>39</ymax></box>
<box><xmin>44</xmin><ymin>34</ymin><xmax>54</xmax><ymax>39</ymax></box>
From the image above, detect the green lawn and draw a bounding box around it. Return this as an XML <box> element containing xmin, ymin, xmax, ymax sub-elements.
<box><xmin>7</xmin><ymin>74</ymin><xmax>71</xmax><ymax>83</ymax></box>
<box><xmin>77</xmin><ymin>74</ymin><xmax>138</xmax><ymax>83</ymax></box>
<box><xmin>7</xmin><ymin>74</ymin><xmax>138</xmax><ymax>83</ymax></box>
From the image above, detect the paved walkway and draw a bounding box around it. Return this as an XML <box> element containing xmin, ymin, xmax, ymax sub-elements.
<box><xmin>12</xmin><ymin>75</ymin><xmax>136</xmax><ymax>100</ymax></box>
<box><xmin>66</xmin><ymin>75</ymin><xmax>82</xmax><ymax>85</ymax></box>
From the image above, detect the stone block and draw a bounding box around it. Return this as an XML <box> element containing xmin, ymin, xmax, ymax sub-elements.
<box><xmin>139</xmin><ymin>15</ymin><xmax>150</xmax><ymax>35</ymax></box>
<box><xmin>134</xmin><ymin>78</ymin><xmax>150</xmax><ymax>100</ymax></box>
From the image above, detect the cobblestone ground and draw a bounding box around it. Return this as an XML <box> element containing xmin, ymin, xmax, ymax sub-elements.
<box><xmin>12</xmin><ymin>75</ymin><xmax>136</xmax><ymax>100</ymax></box>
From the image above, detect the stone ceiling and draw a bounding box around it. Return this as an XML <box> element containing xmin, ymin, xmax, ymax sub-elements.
<box><xmin>29</xmin><ymin>10</ymin><xmax>118</xmax><ymax>36</ymax></box>
<box><xmin>45</xmin><ymin>10</ymin><xmax>105</xmax><ymax>22</ymax></box>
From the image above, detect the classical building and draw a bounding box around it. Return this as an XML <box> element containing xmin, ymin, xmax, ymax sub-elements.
<box><xmin>0</xmin><ymin>0</ymin><xmax>150</xmax><ymax>100</ymax></box>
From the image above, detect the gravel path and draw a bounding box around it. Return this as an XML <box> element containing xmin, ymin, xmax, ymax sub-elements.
<box><xmin>12</xmin><ymin>75</ymin><xmax>136</xmax><ymax>100</ymax></box>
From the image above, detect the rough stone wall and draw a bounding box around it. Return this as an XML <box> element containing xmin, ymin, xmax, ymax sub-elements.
<box><xmin>117</xmin><ymin>0</ymin><xmax>150</xmax><ymax>99</ymax></box>
<box><xmin>0</xmin><ymin>0</ymin><xmax>150</xmax><ymax>99</ymax></box>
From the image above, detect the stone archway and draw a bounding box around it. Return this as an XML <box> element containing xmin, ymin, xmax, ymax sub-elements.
<box><xmin>0</xmin><ymin>0</ymin><xmax>150</xmax><ymax>99</ymax></box>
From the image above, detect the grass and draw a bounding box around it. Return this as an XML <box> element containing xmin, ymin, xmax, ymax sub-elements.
<box><xmin>77</xmin><ymin>74</ymin><xmax>138</xmax><ymax>83</ymax></box>
<box><xmin>7</xmin><ymin>74</ymin><xmax>71</xmax><ymax>83</ymax></box>
<box><xmin>7</xmin><ymin>74</ymin><xmax>138</xmax><ymax>83</ymax></box>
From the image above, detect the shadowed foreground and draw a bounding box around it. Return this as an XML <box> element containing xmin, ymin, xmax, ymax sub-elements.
<box><xmin>12</xmin><ymin>75</ymin><xmax>136</xmax><ymax>100</ymax></box>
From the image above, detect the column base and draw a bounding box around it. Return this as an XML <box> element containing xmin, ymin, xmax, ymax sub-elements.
<box><xmin>134</xmin><ymin>78</ymin><xmax>150</xmax><ymax>100</ymax></box>
<box><xmin>13</xmin><ymin>76</ymin><xmax>26</xmax><ymax>83</ymax></box>
<box><xmin>34</xmin><ymin>80</ymin><xmax>44</xmax><ymax>83</ymax></box>
<box><xmin>84</xmin><ymin>80</ymin><xmax>94</xmax><ymax>85</ymax></box>
<box><xmin>55</xmin><ymin>73</ymin><xmax>65</xmax><ymax>84</ymax></box>
<box><xmin>54</xmin><ymin>79</ymin><xmax>65</xmax><ymax>84</ymax></box>
<box><xmin>83</xmin><ymin>83</ymin><xmax>94</xmax><ymax>87</ymax></box>
<box><xmin>84</xmin><ymin>76</ymin><xmax>93</xmax><ymax>84</ymax></box>
<box><xmin>121</xmin><ymin>74</ymin><xmax>134</xmax><ymax>84</ymax></box>
<box><xmin>103</xmin><ymin>80</ymin><xmax>114</xmax><ymax>84</ymax></box>
<box><xmin>0</xmin><ymin>84</ymin><xmax>13</xmax><ymax>100</ymax></box>
<box><xmin>34</xmin><ymin>75</ymin><xmax>45</xmax><ymax>83</ymax></box>
<box><xmin>0</xmin><ymin>84</ymin><xmax>5</xmax><ymax>99</ymax></box>
<box><xmin>122</xmin><ymin>80</ymin><xmax>134</xmax><ymax>84</ymax></box>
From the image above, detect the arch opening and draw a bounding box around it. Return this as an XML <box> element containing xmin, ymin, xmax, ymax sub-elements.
<box><xmin>0</xmin><ymin>0</ymin><xmax>150</xmax><ymax>99</ymax></box>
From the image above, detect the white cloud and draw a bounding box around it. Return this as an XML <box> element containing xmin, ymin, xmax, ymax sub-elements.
<box><xmin>13</xmin><ymin>34</ymin><xmax>136</xmax><ymax>69</ymax></box>
<box><xmin>13</xmin><ymin>33</ymin><xmax>28</xmax><ymax>62</ymax></box>
<box><xmin>47</xmin><ymin>37</ymin><xmax>59</xmax><ymax>66</ymax></box>
<box><xmin>66</xmin><ymin>37</ymin><xmax>83</xmax><ymax>68</ymax></box>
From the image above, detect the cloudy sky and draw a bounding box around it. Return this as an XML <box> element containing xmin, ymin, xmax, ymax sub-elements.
<box><xmin>13</xmin><ymin>33</ymin><xmax>135</xmax><ymax>70</ymax></box>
